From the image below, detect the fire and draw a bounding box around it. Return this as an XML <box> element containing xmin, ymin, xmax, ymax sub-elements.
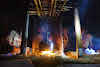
<box><xmin>39</xmin><ymin>49</ymin><xmax>56</xmax><ymax>57</ymax></box>
<box><xmin>65</xmin><ymin>52</ymin><xmax>78</xmax><ymax>59</ymax></box>
<box><xmin>25</xmin><ymin>47</ymin><xmax>32</xmax><ymax>56</ymax></box>
<box><xmin>11</xmin><ymin>47</ymin><xmax>21</xmax><ymax>55</ymax></box>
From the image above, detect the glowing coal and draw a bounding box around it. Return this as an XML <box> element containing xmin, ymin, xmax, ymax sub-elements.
<box><xmin>40</xmin><ymin>50</ymin><xmax>56</xmax><ymax>57</ymax></box>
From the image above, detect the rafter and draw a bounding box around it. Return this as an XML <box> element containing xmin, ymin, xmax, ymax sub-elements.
<box><xmin>30</xmin><ymin>0</ymin><xmax>71</xmax><ymax>16</ymax></box>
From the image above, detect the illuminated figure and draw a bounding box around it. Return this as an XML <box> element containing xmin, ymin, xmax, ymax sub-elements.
<box><xmin>32</xmin><ymin>34</ymin><xmax>43</xmax><ymax>56</ymax></box>
<box><xmin>63</xmin><ymin>28</ymin><xmax>69</xmax><ymax>49</ymax></box>
<box><xmin>84</xmin><ymin>34</ymin><xmax>100</xmax><ymax>55</ymax></box>
<box><xmin>7</xmin><ymin>30</ymin><xmax>22</xmax><ymax>55</ymax></box>
<box><xmin>81</xmin><ymin>29</ymin><xmax>88</xmax><ymax>49</ymax></box>
<box><xmin>83</xmin><ymin>34</ymin><xmax>93</xmax><ymax>49</ymax></box>
<box><xmin>82</xmin><ymin>34</ymin><xmax>98</xmax><ymax>55</ymax></box>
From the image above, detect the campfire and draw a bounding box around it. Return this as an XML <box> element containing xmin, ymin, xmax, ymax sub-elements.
<box><xmin>40</xmin><ymin>50</ymin><xmax>56</xmax><ymax>57</ymax></box>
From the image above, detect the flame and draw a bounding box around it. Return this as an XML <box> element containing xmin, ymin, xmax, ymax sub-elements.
<box><xmin>11</xmin><ymin>47</ymin><xmax>21</xmax><ymax>55</ymax></box>
<box><xmin>65</xmin><ymin>52</ymin><xmax>78</xmax><ymax>59</ymax></box>
<box><xmin>40</xmin><ymin>49</ymin><xmax>56</xmax><ymax>56</ymax></box>
<box><xmin>25</xmin><ymin>47</ymin><xmax>32</xmax><ymax>56</ymax></box>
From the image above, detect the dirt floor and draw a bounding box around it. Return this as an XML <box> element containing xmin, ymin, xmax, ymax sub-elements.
<box><xmin>0</xmin><ymin>55</ymin><xmax>100</xmax><ymax>67</ymax></box>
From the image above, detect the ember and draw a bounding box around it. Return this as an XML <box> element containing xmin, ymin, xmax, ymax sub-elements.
<box><xmin>40</xmin><ymin>50</ymin><xmax>56</xmax><ymax>57</ymax></box>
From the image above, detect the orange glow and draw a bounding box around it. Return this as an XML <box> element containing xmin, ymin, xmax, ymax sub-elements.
<box><xmin>25</xmin><ymin>47</ymin><xmax>32</xmax><ymax>56</ymax></box>
<box><xmin>32</xmin><ymin>34</ymin><xmax>43</xmax><ymax>55</ymax></box>
<box><xmin>39</xmin><ymin>49</ymin><xmax>56</xmax><ymax>57</ymax></box>
<box><xmin>65</xmin><ymin>52</ymin><xmax>78</xmax><ymax>59</ymax></box>
<box><xmin>11</xmin><ymin>47</ymin><xmax>21</xmax><ymax>55</ymax></box>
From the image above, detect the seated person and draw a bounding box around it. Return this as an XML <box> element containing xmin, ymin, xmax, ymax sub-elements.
<box><xmin>82</xmin><ymin>34</ymin><xmax>100</xmax><ymax>54</ymax></box>
<box><xmin>7</xmin><ymin>30</ymin><xmax>22</xmax><ymax>55</ymax></box>
<box><xmin>82</xmin><ymin>34</ymin><xmax>93</xmax><ymax>49</ymax></box>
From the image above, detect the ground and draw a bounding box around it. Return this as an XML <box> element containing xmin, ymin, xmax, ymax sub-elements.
<box><xmin>0</xmin><ymin>55</ymin><xmax>100</xmax><ymax>67</ymax></box>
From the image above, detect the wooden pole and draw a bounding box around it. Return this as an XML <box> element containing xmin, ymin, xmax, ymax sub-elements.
<box><xmin>33</xmin><ymin>0</ymin><xmax>41</xmax><ymax>16</ymax></box>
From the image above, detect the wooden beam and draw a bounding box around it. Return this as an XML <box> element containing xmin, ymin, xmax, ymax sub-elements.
<box><xmin>60</xmin><ymin>0</ymin><xmax>67</xmax><ymax>11</ymax></box>
<box><xmin>49</xmin><ymin>0</ymin><xmax>55</xmax><ymax>16</ymax></box>
<box><xmin>38</xmin><ymin>0</ymin><xmax>44</xmax><ymax>16</ymax></box>
<box><xmin>33</xmin><ymin>0</ymin><xmax>41</xmax><ymax>16</ymax></box>
<box><xmin>52</xmin><ymin>0</ymin><xmax>57</xmax><ymax>16</ymax></box>
<box><xmin>57</xmin><ymin>0</ymin><xmax>68</xmax><ymax>15</ymax></box>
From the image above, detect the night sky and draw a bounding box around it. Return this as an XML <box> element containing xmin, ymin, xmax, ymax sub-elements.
<box><xmin>0</xmin><ymin>0</ymin><xmax>24</xmax><ymax>37</ymax></box>
<box><xmin>86</xmin><ymin>0</ymin><xmax>100</xmax><ymax>37</ymax></box>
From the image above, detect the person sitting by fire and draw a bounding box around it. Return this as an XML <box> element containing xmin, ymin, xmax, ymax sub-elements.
<box><xmin>63</xmin><ymin>28</ymin><xmax>69</xmax><ymax>49</ymax></box>
<box><xmin>63</xmin><ymin>27</ymin><xmax>76</xmax><ymax>52</ymax></box>
<box><xmin>7</xmin><ymin>30</ymin><xmax>22</xmax><ymax>55</ymax></box>
<box><xmin>81</xmin><ymin>29</ymin><xmax>100</xmax><ymax>55</ymax></box>
<box><xmin>82</xmin><ymin>33</ymin><xmax>97</xmax><ymax>54</ymax></box>
<box><xmin>32</xmin><ymin>34</ymin><xmax>43</xmax><ymax>56</ymax></box>
<box><xmin>53</xmin><ymin>33</ymin><xmax>63</xmax><ymax>55</ymax></box>
<box><xmin>81</xmin><ymin>29</ymin><xmax>88</xmax><ymax>49</ymax></box>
